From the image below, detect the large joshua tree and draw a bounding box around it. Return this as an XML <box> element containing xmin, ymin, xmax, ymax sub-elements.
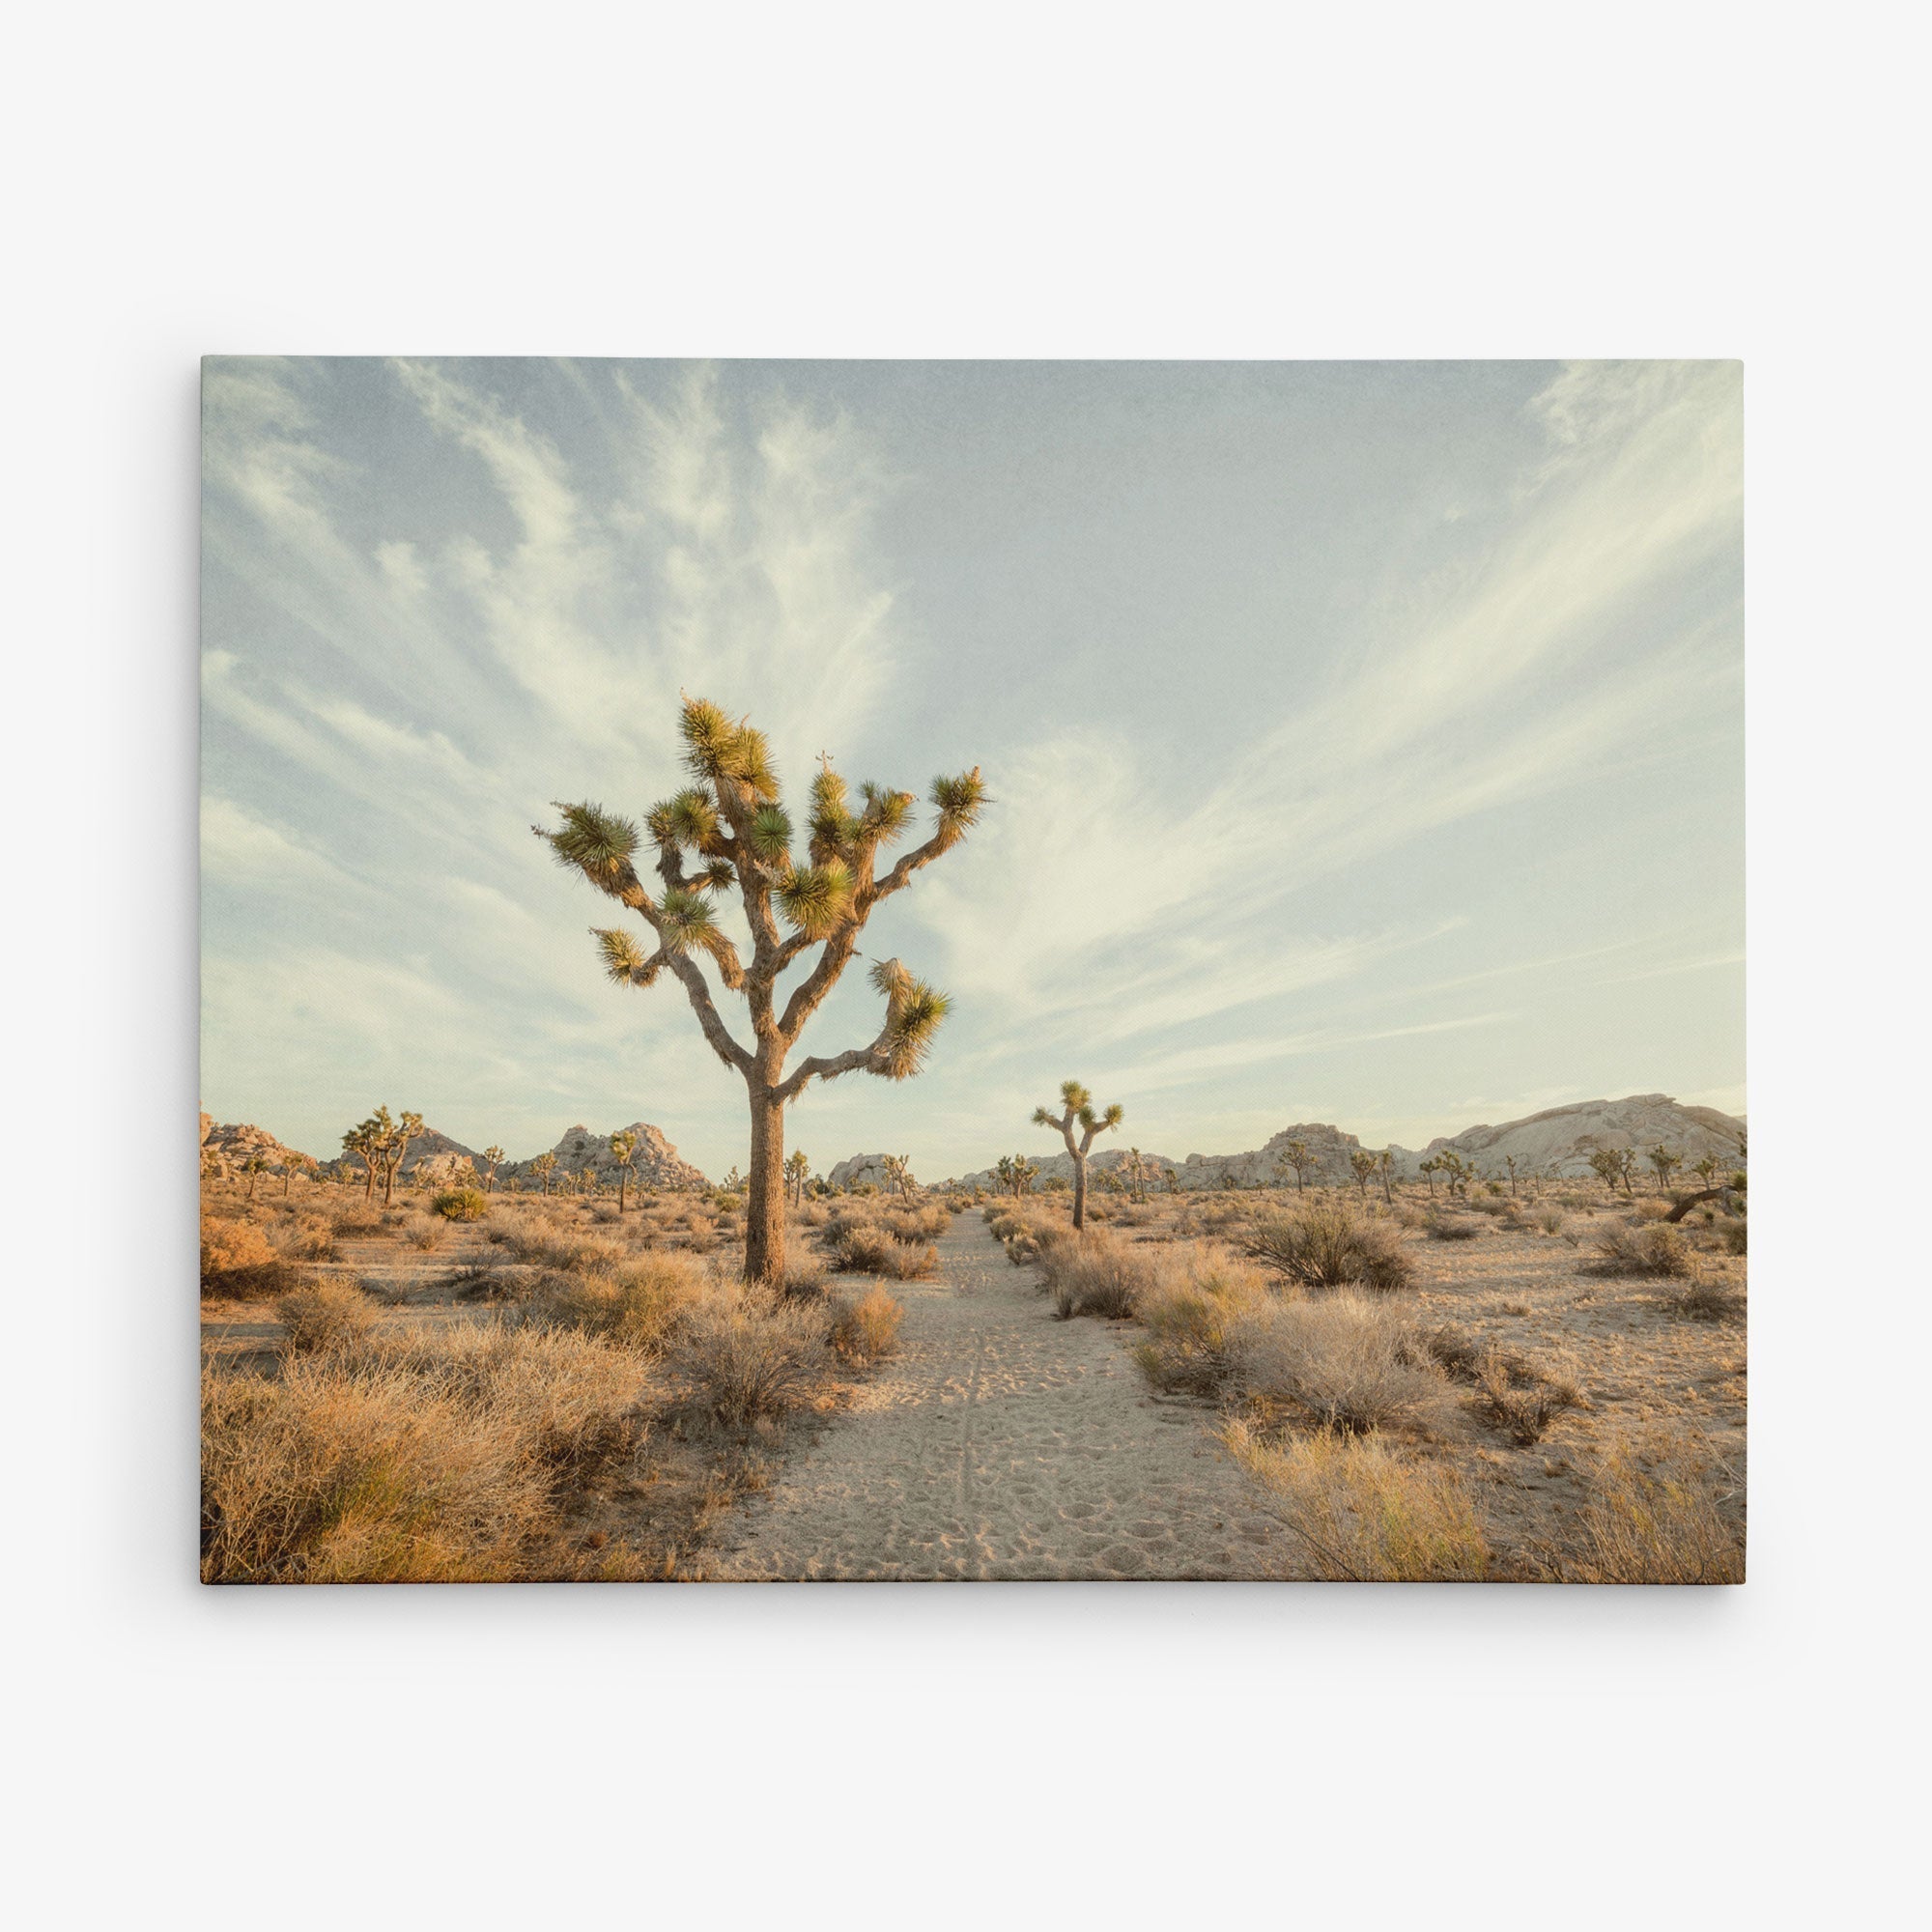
<box><xmin>539</xmin><ymin>696</ymin><xmax>985</xmax><ymax>1285</ymax></box>
<box><xmin>1032</xmin><ymin>1080</ymin><xmax>1123</xmax><ymax>1232</ymax></box>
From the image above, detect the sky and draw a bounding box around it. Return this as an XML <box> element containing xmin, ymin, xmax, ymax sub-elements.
<box><xmin>200</xmin><ymin>357</ymin><xmax>1744</xmax><ymax>1179</ymax></box>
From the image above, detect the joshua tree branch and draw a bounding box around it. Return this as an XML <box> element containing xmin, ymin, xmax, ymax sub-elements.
<box><xmin>663</xmin><ymin>953</ymin><xmax>755</xmax><ymax>1074</ymax></box>
<box><xmin>777</xmin><ymin>928</ymin><xmax>862</xmax><ymax>1044</ymax></box>
<box><xmin>773</xmin><ymin>1032</ymin><xmax>892</xmax><ymax>1103</ymax></box>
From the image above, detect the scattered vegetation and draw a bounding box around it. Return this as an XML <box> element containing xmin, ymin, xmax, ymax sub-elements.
<box><xmin>1242</xmin><ymin>1200</ymin><xmax>1414</xmax><ymax>1293</ymax></box>
<box><xmin>828</xmin><ymin>1286</ymin><xmax>904</xmax><ymax>1365</ymax></box>
<box><xmin>1038</xmin><ymin>1230</ymin><xmax>1161</xmax><ymax>1320</ymax></box>
<box><xmin>274</xmin><ymin>1278</ymin><xmax>378</xmax><ymax>1355</ymax></box>
<box><xmin>1227</xmin><ymin>1293</ymin><xmax>1453</xmax><ymax>1437</ymax></box>
<box><xmin>1224</xmin><ymin>1422</ymin><xmax>1489</xmax><ymax>1581</ymax></box>
<box><xmin>1588</xmin><ymin>1222</ymin><xmax>1695</xmax><ymax>1278</ymax></box>
<box><xmin>1566</xmin><ymin>1437</ymin><xmax>1744</xmax><ymax>1583</ymax></box>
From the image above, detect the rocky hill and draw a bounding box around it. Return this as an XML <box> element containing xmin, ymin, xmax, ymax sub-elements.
<box><xmin>826</xmin><ymin>1152</ymin><xmax>917</xmax><ymax>1192</ymax></box>
<box><xmin>954</xmin><ymin>1094</ymin><xmax>1744</xmax><ymax>1193</ymax></box>
<box><xmin>210</xmin><ymin>1111</ymin><xmax>712</xmax><ymax>1191</ymax></box>
<box><xmin>199</xmin><ymin>1113</ymin><xmax>321</xmax><ymax>1176</ymax></box>
<box><xmin>1401</xmin><ymin>1094</ymin><xmax>1745</xmax><ymax>1179</ymax></box>
<box><xmin>500</xmin><ymin>1122</ymin><xmax>710</xmax><ymax>1192</ymax></box>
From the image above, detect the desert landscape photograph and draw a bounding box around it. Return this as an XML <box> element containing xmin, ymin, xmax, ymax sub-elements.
<box><xmin>199</xmin><ymin>355</ymin><xmax>1745</xmax><ymax>1584</ymax></box>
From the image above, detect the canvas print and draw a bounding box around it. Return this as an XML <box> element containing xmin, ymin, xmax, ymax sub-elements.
<box><xmin>199</xmin><ymin>358</ymin><xmax>1746</xmax><ymax>1583</ymax></box>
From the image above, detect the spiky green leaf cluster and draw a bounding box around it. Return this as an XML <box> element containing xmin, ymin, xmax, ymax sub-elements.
<box><xmin>930</xmin><ymin>767</ymin><xmax>988</xmax><ymax>847</ymax></box>
<box><xmin>658</xmin><ymin>889</ymin><xmax>719</xmax><ymax>953</ymax></box>
<box><xmin>777</xmin><ymin>861</ymin><xmax>854</xmax><ymax>939</ymax></box>
<box><xmin>593</xmin><ymin>926</ymin><xmax>655</xmax><ymax>985</ymax></box>
<box><xmin>859</xmin><ymin>781</ymin><xmax>914</xmax><ymax>845</ymax></box>
<box><xmin>871</xmin><ymin>956</ymin><xmax>950</xmax><ymax>1079</ymax></box>
<box><xmin>661</xmin><ymin>787</ymin><xmax>722</xmax><ymax>851</ymax></box>
<box><xmin>539</xmin><ymin>802</ymin><xmax>639</xmax><ymax>892</ymax></box>
<box><xmin>679</xmin><ymin>696</ymin><xmax>778</xmax><ymax>800</ymax></box>
<box><xmin>748</xmin><ymin>803</ymin><xmax>794</xmax><ymax>863</ymax></box>
<box><xmin>809</xmin><ymin>762</ymin><xmax>858</xmax><ymax>861</ymax></box>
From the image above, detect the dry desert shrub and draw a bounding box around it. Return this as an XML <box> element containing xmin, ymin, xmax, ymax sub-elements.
<box><xmin>1719</xmin><ymin>1218</ymin><xmax>1747</xmax><ymax>1257</ymax></box>
<box><xmin>330</xmin><ymin>1209</ymin><xmax>384</xmax><ymax>1238</ymax></box>
<box><xmin>1589</xmin><ymin>1223</ymin><xmax>1694</xmax><ymax>1278</ymax></box>
<box><xmin>1224</xmin><ymin>1420</ymin><xmax>1489</xmax><ymax>1581</ymax></box>
<box><xmin>200</xmin><ymin>1216</ymin><xmax>298</xmax><ymax>1298</ymax></box>
<box><xmin>1633</xmin><ymin>1197</ymin><xmax>1675</xmax><ymax>1223</ymax></box>
<box><xmin>271</xmin><ymin>1217</ymin><xmax>339</xmax><ymax>1262</ymax></box>
<box><xmin>1470</xmin><ymin>1350</ymin><xmax>1586</xmax><ymax>1445</ymax></box>
<box><xmin>1568</xmin><ymin>1437</ymin><xmax>1744</xmax><ymax>1583</ymax></box>
<box><xmin>1664</xmin><ymin>1272</ymin><xmax>1746</xmax><ymax>1322</ymax></box>
<box><xmin>200</xmin><ymin>1322</ymin><xmax>652</xmax><ymax>1582</ymax></box>
<box><xmin>508</xmin><ymin>1226</ymin><xmax>623</xmax><ymax>1276</ymax></box>
<box><xmin>405</xmin><ymin>1223</ymin><xmax>445</xmax><ymax>1252</ymax></box>
<box><xmin>1423</xmin><ymin>1211</ymin><xmax>1483</xmax><ymax>1241</ymax></box>
<box><xmin>773</xmin><ymin>1251</ymin><xmax>830</xmax><ymax>1303</ymax></box>
<box><xmin>828</xmin><ymin>1223</ymin><xmax>937</xmax><ymax>1279</ymax></box>
<box><xmin>675</xmin><ymin>1293</ymin><xmax>828</xmax><ymax>1425</ymax></box>
<box><xmin>275</xmin><ymin>1278</ymin><xmax>378</xmax><ymax>1355</ymax></box>
<box><xmin>536</xmin><ymin>1250</ymin><xmax>711</xmax><ymax>1355</ymax></box>
<box><xmin>1039</xmin><ymin>1229</ymin><xmax>1162</xmax><ymax>1320</ymax></box>
<box><xmin>1243</xmin><ymin>1200</ymin><xmax>1414</xmax><ymax>1293</ymax></box>
<box><xmin>1227</xmin><ymin>1293</ymin><xmax>1454</xmax><ymax>1436</ymax></box>
<box><xmin>433</xmin><ymin>1187</ymin><xmax>490</xmax><ymax>1222</ymax></box>
<box><xmin>828</xmin><ymin>1285</ymin><xmax>904</xmax><ymax>1365</ymax></box>
<box><xmin>1532</xmin><ymin>1208</ymin><xmax>1567</xmax><ymax>1236</ymax></box>
<box><xmin>1132</xmin><ymin>1247</ymin><xmax>1274</xmax><ymax>1395</ymax></box>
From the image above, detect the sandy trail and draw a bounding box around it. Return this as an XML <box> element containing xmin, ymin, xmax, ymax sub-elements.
<box><xmin>710</xmin><ymin>1216</ymin><xmax>1281</xmax><ymax>1580</ymax></box>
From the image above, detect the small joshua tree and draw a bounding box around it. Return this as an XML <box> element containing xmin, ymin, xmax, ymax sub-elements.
<box><xmin>538</xmin><ymin>697</ymin><xmax>985</xmax><ymax>1284</ymax></box>
<box><xmin>1122</xmin><ymin>1147</ymin><xmax>1155</xmax><ymax>1205</ymax></box>
<box><xmin>480</xmin><ymin>1145</ymin><xmax>505</xmax><ymax>1193</ymax></box>
<box><xmin>242</xmin><ymin>1154</ymin><xmax>268</xmax><ymax>1201</ymax></box>
<box><xmin>1647</xmin><ymin>1143</ymin><xmax>1682</xmax><ymax>1193</ymax></box>
<box><xmin>785</xmin><ymin>1149</ymin><xmax>810</xmax><ymax>1207</ymax></box>
<box><xmin>1378</xmin><ymin>1147</ymin><xmax>1397</xmax><ymax>1205</ymax></box>
<box><xmin>1692</xmin><ymin>1153</ymin><xmax>1719</xmax><ymax>1188</ymax></box>
<box><xmin>1348</xmin><ymin>1149</ymin><xmax>1377</xmax><ymax>1200</ymax></box>
<box><xmin>1275</xmin><ymin>1138</ymin><xmax>1314</xmax><ymax>1193</ymax></box>
<box><xmin>341</xmin><ymin>1105</ymin><xmax>422</xmax><ymax>1207</ymax></box>
<box><xmin>882</xmin><ymin>1152</ymin><xmax>916</xmax><ymax>1200</ymax></box>
<box><xmin>1032</xmin><ymin>1080</ymin><xmax>1123</xmax><ymax>1232</ymax></box>
<box><xmin>1503</xmin><ymin>1154</ymin><xmax>1520</xmax><ymax>1199</ymax></box>
<box><xmin>531</xmin><ymin>1151</ymin><xmax>558</xmax><ymax>1196</ymax></box>
<box><xmin>1587</xmin><ymin>1148</ymin><xmax>1637</xmax><ymax>1199</ymax></box>
<box><xmin>609</xmin><ymin>1129</ymin><xmax>639</xmax><ymax>1212</ymax></box>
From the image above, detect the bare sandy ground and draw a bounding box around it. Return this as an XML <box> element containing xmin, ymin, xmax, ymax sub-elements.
<box><xmin>710</xmin><ymin>1216</ymin><xmax>1282</xmax><ymax>1580</ymax></box>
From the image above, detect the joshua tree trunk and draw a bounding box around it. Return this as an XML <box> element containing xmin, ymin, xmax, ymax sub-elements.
<box><xmin>745</xmin><ymin>1078</ymin><xmax>787</xmax><ymax>1283</ymax></box>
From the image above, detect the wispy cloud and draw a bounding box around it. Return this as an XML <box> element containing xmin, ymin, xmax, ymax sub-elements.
<box><xmin>909</xmin><ymin>362</ymin><xmax>1741</xmax><ymax>1058</ymax></box>
<box><xmin>201</xmin><ymin>359</ymin><xmax>1743</xmax><ymax>1171</ymax></box>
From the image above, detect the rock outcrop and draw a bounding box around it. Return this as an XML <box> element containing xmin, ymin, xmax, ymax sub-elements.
<box><xmin>1405</xmin><ymin>1094</ymin><xmax>1745</xmax><ymax>1179</ymax></box>
<box><xmin>499</xmin><ymin>1122</ymin><xmax>710</xmax><ymax>1192</ymax></box>
<box><xmin>826</xmin><ymin>1152</ymin><xmax>909</xmax><ymax>1192</ymax></box>
<box><xmin>200</xmin><ymin>1116</ymin><xmax>322</xmax><ymax>1175</ymax></box>
<box><xmin>956</xmin><ymin>1094</ymin><xmax>1745</xmax><ymax>1192</ymax></box>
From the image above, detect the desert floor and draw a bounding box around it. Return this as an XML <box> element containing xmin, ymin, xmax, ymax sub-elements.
<box><xmin>710</xmin><ymin>1214</ymin><xmax>1280</xmax><ymax>1579</ymax></box>
<box><xmin>200</xmin><ymin>1179</ymin><xmax>1745</xmax><ymax>1581</ymax></box>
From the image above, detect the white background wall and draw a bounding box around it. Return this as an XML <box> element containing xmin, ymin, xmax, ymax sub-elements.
<box><xmin>5</xmin><ymin>4</ymin><xmax>1922</xmax><ymax>1925</ymax></box>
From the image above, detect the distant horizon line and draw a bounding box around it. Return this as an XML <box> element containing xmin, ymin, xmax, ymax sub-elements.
<box><xmin>199</xmin><ymin>1085</ymin><xmax>1748</xmax><ymax>1175</ymax></box>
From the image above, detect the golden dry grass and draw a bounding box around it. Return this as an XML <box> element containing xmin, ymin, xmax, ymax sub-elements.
<box><xmin>1565</xmin><ymin>1436</ymin><xmax>1744</xmax><ymax>1582</ymax></box>
<box><xmin>1224</xmin><ymin>1421</ymin><xmax>1490</xmax><ymax>1580</ymax></box>
<box><xmin>828</xmin><ymin>1285</ymin><xmax>904</xmax><ymax>1365</ymax></box>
